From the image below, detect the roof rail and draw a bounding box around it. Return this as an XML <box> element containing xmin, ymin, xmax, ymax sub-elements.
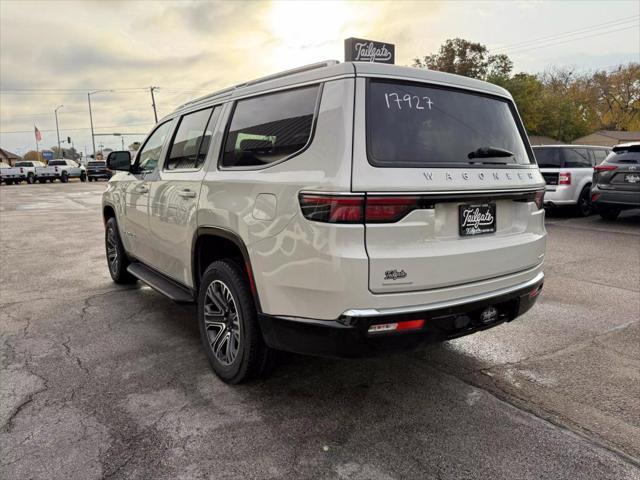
<box><xmin>178</xmin><ymin>59</ymin><xmax>340</xmax><ymax>110</ymax></box>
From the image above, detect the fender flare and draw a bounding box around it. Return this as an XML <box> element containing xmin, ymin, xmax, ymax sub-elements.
<box><xmin>192</xmin><ymin>226</ymin><xmax>262</xmax><ymax>312</ymax></box>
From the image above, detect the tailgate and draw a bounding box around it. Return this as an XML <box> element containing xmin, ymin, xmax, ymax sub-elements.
<box><xmin>365</xmin><ymin>191</ymin><xmax>546</xmax><ymax>293</ymax></box>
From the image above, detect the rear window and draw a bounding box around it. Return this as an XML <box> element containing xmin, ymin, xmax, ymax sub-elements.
<box><xmin>48</xmin><ymin>160</ymin><xmax>65</xmax><ymax>166</ymax></box>
<box><xmin>533</xmin><ymin>147</ymin><xmax>562</xmax><ymax>168</ymax></box>
<box><xmin>563</xmin><ymin>148</ymin><xmax>591</xmax><ymax>168</ymax></box>
<box><xmin>15</xmin><ymin>162</ymin><xmax>31</xmax><ymax>167</ymax></box>
<box><xmin>88</xmin><ymin>161</ymin><xmax>105</xmax><ymax>167</ymax></box>
<box><xmin>221</xmin><ymin>85</ymin><xmax>319</xmax><ymax>168</ymax></box>
<box><xmin>366</xmin><ymin>80</ymin><xmax>532</xmax><ymax>167</ymax></box>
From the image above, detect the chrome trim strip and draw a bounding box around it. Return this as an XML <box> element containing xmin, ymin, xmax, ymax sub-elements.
<box><xmin>341</xmin><ymin>271</ymin><xmax>544</xmax><ymax>318</ymax></box>
<box><xmin>299</xmin><ymin>187</ymin><xmax>543</xmax><ymax>196</ymax></box>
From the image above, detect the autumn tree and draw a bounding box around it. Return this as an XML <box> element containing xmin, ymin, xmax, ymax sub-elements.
<box><xmin>413</xmin><ymin>38</ymin><xmax>512</xmax><ymax>80</ymax></box>
<box><xmin>23</xmin><ymin>151</ymin><xmax>45</xmax><ymax>161</ymax></box>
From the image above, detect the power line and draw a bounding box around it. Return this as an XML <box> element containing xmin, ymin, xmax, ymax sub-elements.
<box><xmin>503</xmin><ymin>24</ymin><xmax>639</xmax><ymax>55</ymax></box>
<box><xmin>0</xmin><ymin>122</ymin><xmax>154</xmax><ymax>134</ymax></box>
<box><xmin>492</xmin><ymin>14</ymin><xmax>639</xmax><ymax>53</ymax></box>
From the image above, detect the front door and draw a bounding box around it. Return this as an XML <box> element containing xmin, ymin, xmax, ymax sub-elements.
<box><xmin>148</xmin><ymin>106</ymin><xmax>221</xmax><ymax>287</ymax></box>
<box><xmin>123</xmin><ymin>120</ymin><xmax>173</xmax><ymax>262</ymax></box>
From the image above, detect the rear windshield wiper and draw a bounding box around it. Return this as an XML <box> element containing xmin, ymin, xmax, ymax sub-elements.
<box><xmin>468</xmin><ymin>146</ymin><xmax>515</xmax><ymax>161</ymax></box>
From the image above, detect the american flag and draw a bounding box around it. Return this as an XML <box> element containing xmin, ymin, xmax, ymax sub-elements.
<box><xmin>34</xmin><ymin>125</ymin><xmax>42</xmax><ymax>142</ymax></box>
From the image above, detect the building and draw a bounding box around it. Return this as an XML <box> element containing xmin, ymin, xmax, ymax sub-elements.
<box><xmin>572</xmin><ymin>130</ymin><xmax>640</xmax><ymax>147</ymax></box>
<box><xmin>528</xmin><ymin>135</ymin><xmax>562</xmax><ymax>146</ymax></box>
<box><xmin>0</xmin><ymin>148</ymin><xmax>22</xmax><ymax>166</ymax></box>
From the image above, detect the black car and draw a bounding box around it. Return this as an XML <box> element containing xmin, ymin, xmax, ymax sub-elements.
<box><xmin>591</xmin><ymin>143</ymin><xmax>640</xmax><ymax>220</ymax></box>
<box><xmin>87</xmin><ymin>161</ymin><xmax>112</xmax><ymax>181</ymax></box>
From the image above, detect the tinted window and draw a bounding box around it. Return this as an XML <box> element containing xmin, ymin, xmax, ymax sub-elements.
<box><xmin>49</xmin><ymin>160</ymin><xmax>66</xmax><ymax>166</ymax></box>
<box><xmin>88</xmin><ymin>162</ymin><xmax>105</xmax><ymax>167</ymax></box>
<box><xmin>592</xmin><ymin>149</ymin><xmax>609</xmax><ymax>164</ymax></box>
<box><xmin>533</xmin><ymin>147</ymin><xmax>562</xmax><ymax>168</ymax></box>
<box><xmin>221</xmin><ymin>85</ymin><xmax>319</xmax><ymax>168</ymax></box>
<box><xmin>367</xmin><ymin>80</ymin><xmax>532</xmax><ymax>167</ymax></box>
<box><xmin>137</xmin><ymin>121</ymin><xmax>172</xmax><ymax>172</ymax></box>
<box><xmin>166</xmin><ymin>107</ymin><xmax>217</xmax><ymax>170</ymax></box>
<box><xmin>15</xmin><ymin>162</ymin><xmax>32</xmax><ymax>167</ymax></box>
<box><xmin>563</xmin><ymin>148</ymin><xmax>591</xmax><ymax>168</ymax></box>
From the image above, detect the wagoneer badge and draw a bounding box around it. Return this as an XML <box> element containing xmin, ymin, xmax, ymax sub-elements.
<box><xmin>384</xmin><ymin>269</ymin><xmax>407</xmax><ymax>280</ymax></box>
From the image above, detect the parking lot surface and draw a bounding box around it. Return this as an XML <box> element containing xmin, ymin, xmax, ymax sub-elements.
<box><xmin>1</xmin><ymin>182</ymin><xmax>639</xmax><ymax>480</ymax></box>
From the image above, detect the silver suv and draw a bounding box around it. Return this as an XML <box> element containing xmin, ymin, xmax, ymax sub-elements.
<box><xmin>533</xmin><ymin>145</ymin><xmax>611</xmax><ymax>216</ymax></box>
<box><xmin>103</xmin><ymin>61</ymin><xmax>547</xmax><ymax>383</ymax></box>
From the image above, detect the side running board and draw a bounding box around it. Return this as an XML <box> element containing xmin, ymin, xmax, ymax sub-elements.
<box><xmin>127</xmin><ymin>263</ymin><xmax>195</xmax><ymax>303</ymax></box>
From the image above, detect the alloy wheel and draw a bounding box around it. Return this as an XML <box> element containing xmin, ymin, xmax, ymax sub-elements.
<box><xmin>106</xmin><ymin>225</ymin><xmax>119</xmax><ymax>274</ymax></box>
<box><xmin>203</xmin><ymin>280</ymin><xmax>241</xmax><ymax>366</ymax></box>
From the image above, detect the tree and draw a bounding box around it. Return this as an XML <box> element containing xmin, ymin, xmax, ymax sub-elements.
<box><xmin>591</xmin><ymin>63</ymin><xmax>640</xmax><ymax>131</ymax></box>
<box><xmin>413</xmin><ymin>38</ymin><xmax>512</xmax><ymax>80</ymax></box>
<box><xmin>491</xmin><ymin>73</ymin><xmax>545</xmax><ymax>133</ymax></box>
<box><xmin>23</xmin><ymin>151</ymin><xmax>45</xmax><ymax>161</ymax></box>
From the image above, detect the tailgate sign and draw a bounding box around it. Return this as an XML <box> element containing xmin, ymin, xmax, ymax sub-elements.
<box><xmin>459</xmin><ymin>204</ymin><xmax>496</xmax><ymax>236</ymax></box>
<box><xmin>344</xmin><ymin>37</ymin><xmax>395</xmax><ymax>64</ymax></box>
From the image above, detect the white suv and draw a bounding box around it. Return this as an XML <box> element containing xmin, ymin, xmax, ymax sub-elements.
<box><xmin>103</xmin><ymin>61</ymin><xmax>546</xmax><ymax>383</ymax></box>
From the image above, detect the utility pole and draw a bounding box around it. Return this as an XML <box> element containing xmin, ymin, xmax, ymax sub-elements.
<box><xmin>54</xmin><ymin>105</ymin><xmax>63</xmax><ymax>158</ymax></box>
<box><xmin>149</xmin><ymin>86</ymin><xmax>158</xmax><ymax>123</ymax></box>
<box><xmin>88</xmin><ymin>93</ymin><xmax>96</xmax><ymax>159</ymax></box>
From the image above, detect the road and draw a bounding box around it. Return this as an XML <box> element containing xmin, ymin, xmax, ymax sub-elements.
<box><xmin>1</xmin><ymin>182</ymin><xmax>639</xmax><ymax>480</ymax></box>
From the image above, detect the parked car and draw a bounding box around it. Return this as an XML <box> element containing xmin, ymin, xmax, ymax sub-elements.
<box><xmin>0</xmin><ymin>161</ymin><xmax>10</xmax><ymax>184</ymax></box>
<box><xmin>591</xmin><ymin>142</ymin><xmax>640</xmax><ymax>220</ymax></box>
<box><xmin>102</xmin><ymin>60</ymin><xmax>546</xmax><ymax>383</ymax></box>
<box><xmin>533</xmin><ymin>145</ymin><xmax>611</xmax><ymax>216</ymax></box>
<box><xmin>87</xmin><ymin>161</ymin><xmax>112</xmax><ymax>181</ymax></box>
<box><xmin>0</xmin><ymin>160</ymin><xmax>46</xmax><ymax>184</ymax></box>
<box><xmin>36</xmin><ymin>159</ymin><xmax>86</xmax><ymax>183</ymax></box>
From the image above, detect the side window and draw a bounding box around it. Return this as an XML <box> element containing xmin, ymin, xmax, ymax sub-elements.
<box><xmin>165</xmin><ymin>107</ymin><xmax>220</xmax><ymax>170</ymax></box>
<box><xmin>221</xmin><ymin>85</ymin><xmax>319</xmax><ymax>168</ymax></box>
<box><xmin>592</xmin><ymin>149</ymin><xmax>609</xmax><ymax>164</ymax></box>
<box><xmin>137</xmin><ymin>121</ymin><xmax>172</xmax><ymax>173</ymax></box>
<box><xmin>533</xmin><ymin>147</ymin><xmax>562</xmax><ymax>168</ymax></box>
<box><xmin>563</xmin><ymin>148</ymin><xmax>591</xmax><ymax>168</ymax></box>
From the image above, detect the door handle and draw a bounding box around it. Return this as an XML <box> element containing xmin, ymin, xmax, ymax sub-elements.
<box><xmin>177</xmin><ymin>189</ymin><xmax>197</xmax><ymax>198</ymax></box>
<box><xmin>134</xmin><ymin>185</ymin><xmax>149</xmax><ymax>194</ymax></box>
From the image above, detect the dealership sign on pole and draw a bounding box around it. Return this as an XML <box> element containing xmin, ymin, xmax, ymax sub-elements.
<box><xmin>344</xmin><ymin>37</ymin><xmax>395</xmax><ymax>64</ymax></box>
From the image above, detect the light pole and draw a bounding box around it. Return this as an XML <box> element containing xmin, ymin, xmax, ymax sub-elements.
<box><xmin>149</xmin><ymin>86</ymin><xmax>158</xmax><ymax>123</ymax></box>
<box><xmin>54</xmin><ymin>105</ymin><xmax>63</xmax><ymax>158</ymax></box>
<box><xmin>87</xmin><ymin>90</ymin><xmax>114</xmax><ymax>159</ymax></box>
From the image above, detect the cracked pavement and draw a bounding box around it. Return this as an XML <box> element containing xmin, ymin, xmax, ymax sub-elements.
<box><xmin>1</xmin><ymin>182</ymin><xmax>639</xmax><ymax>479</ymax></box>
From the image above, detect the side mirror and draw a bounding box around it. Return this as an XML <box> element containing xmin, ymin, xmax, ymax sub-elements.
<box><xmin>107</xmin><ymin>151</ymin><xmax>131</xmax><ymax>172</ymax></box>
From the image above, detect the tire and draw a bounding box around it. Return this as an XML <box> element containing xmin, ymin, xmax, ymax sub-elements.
<box><xmin>49</xmin><ymin>178</ymin><xmax>55</xmax><ymax>183</ymax></box>
<box><xmin>80</xmin><ymin>172</ymin><xmax>87</xmax><ymax>182</ymax></box>
<box><xmin>5</xmin><ymin>180</ymin><xmax>13</xmax><ymax>185</ymax></box>
<box><xmin>27</xmin><ymin>173</ymin><xmax>35</xmax><ymax>184</ymax></box>
<box><xmin>38</xmin><ymin>179</ymin><xmax>46</xmax><ymax>184</ymax></box>
<box><xmin>61</xmin><ymin>172</ymin><xmax>69</xmax><ymax>183</ymax></box>
<box><xmin>575</xmin><ymin>186</ymin><xmax>593</xmax><ymax>217</ymax></box>
<box><xmin>600</xmin><ymin>208</ymin><xmax>621</xmax><ymax>221</ymax></box>
<box><xmin>198</xmin><ymin>260</ymin><xmax>271</xmax><ymax>384</ymax></box>
<box><xmin>88</xmin><ymin>177</ymin><xmax>93</xmax><ymax>182</ymax></box>
<box><xmin>105</xmin><ymin>217</ymin><xmax>137</xmax><ymax>284</ymax></box>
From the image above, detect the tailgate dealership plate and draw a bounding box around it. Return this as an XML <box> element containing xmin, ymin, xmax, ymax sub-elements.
<box><xmin>624</xmin><ymin>173</ymin><xmax>640</xmax><ymax>183</ymax></box>
<box><xmin>459</xmin><ymin>203</ymin><xmax>496</xmax><ymax>237</ymax></box>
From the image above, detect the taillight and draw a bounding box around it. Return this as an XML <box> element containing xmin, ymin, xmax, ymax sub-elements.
<box><xmin>55</xmin><ymin>167</ymin><xmax>59</xmax><ymax>173</ymax></box>
<box><xmin>19</xmin><ymin>168</ymin><xmax>24</xmax><ymax>173</ymax></box>
<box><xmin>559</xmin><ymin>172</ymin><xmax>571</xmax><ymax>185</ymax></box>
<box><xmin>299</xmin><ymin>194</ymin><xmax>427</xmax><ymax>224</ymax></box>
<box><xmin>365</xmin><ymin>196</ymin><xmax>421</xmax><ymax>223</ymax></box>
<box><xmin>534</xmin><ymin>190</ymin><xmax>545</xmax><ymax>210</ymax></box>
<box><xmin>594</xmin><ymin>165</ymin><xmax>617</xmax><ymax>172</ymax></box>
<box><xmin>299</xmin><ymin>194</ymin><xmax>364</xmax><ymax>224</ymax></box>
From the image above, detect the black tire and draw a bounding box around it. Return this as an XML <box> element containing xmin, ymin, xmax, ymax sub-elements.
<box><xmin>61</xmin><ymin>172</ymin><xmax>69</xmax><ymax>183</ymax></box>
<box><xmin>38</xmin><ymin>179</ymin><xmax>46</xmax><ymax>184</ymax></box>
<box><xmin>88</xmin><ymin>177</ymin><xmax>93</xmax><ymax>182</ymax></box>
<box><xmin>80</xmin><ymin>172</ymin><xmax>87</xmax><ymax>182</ymax></box>
<box><xmin>49</xmin><ymin>178</ymin><xmax>55</xmax><ymax>183</ymax></box>
<box><xmin>27</xmin><ymin>173</ymin><xmax>35</xmax><ymax>184</ymax></box>
<box><xmin>105</xmin><ymin>217</ymin><xmax>137</xmax><ymax>284</ymax></box>
<box><xmin>575</xmin><ymin>186</ymin><xmax>593</xmax><ymax>217</ymax></box>
<box><xmin>5</xmin><ymin>180</ymin><xmax>13</xmax><ymax>185</ymax></box>
<box><xmin>198</xmin><ymin>260</ymin><xmax>271</xmax><ymax>384</ymax></box>
<box><xmin>600</xmin><ymin>208</ymin><xmax>621</xmax><ymax>221</ymax></box>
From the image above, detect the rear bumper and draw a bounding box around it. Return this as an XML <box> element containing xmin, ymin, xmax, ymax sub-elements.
<box><xmin>592</xmin><ymin>186</ymin><xmax>640</xmax><ymax>209</ymax></box>
<box><xmin>88</xmin><ymin>171</ymin><xmax>111</xmax><ymax>178</ymax></box>
<box><xmin>543</xmin><ymin>185</ymin><xmax>577</xmax><ymax>206</ymax></box>
<box><xmin>259</xmin><ymin>272</ymin><xmax>544</xmax><ymax>358</ymax></box>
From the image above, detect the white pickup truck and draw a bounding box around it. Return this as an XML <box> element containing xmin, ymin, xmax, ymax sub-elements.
<box><xmin>35</xmin><ymin>159</ymin><xmax>87</xmax><ymax>183</ymax></box>
<box><xmin>0</xmin><ymin>160</ymin><xmax>46</xmax><ymax>184</ymax></box>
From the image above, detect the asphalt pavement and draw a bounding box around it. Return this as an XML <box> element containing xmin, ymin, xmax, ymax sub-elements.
<box><xmin>1</xmin><ymin>182</ymin><xmax>639</xmax><ymax>480</ymax></box>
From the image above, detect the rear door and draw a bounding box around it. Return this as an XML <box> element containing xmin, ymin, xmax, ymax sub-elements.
<box><xmin>147</xmin><ymin>106</ymin><xmax>221</xmax><ymax>286</ymax></box>
<box><xmin>561</xmin><ymin>147</ymin><xmax>592</xmax><ymax>198</ymax></box>
<box><xmin>353</xmin><ymin>76</ymin><xmax>546</xmax><ymax>293</ymax></box>
<box><xmin>534</xmin><ymin>147</ymin><xmax>562</xmax><ymax>188</ymax></box>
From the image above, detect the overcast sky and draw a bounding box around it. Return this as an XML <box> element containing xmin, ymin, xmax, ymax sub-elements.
<box><xmin>1</xmin><ymin>0</ymin><xmax>638</xmax><ymax>157</ymax></box>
